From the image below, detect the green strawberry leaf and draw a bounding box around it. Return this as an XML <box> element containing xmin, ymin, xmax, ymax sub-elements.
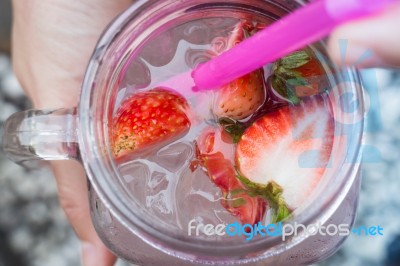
<box><xmin>219</xmin><ymin>117</ymin><xmax>247</xmax><ymax>143</ymax></box>
<box><xmin>230</xmin><ymin>197</ymin><xmax>247</xmax><ymax>208</ymax></box>
<box><xmin>271</xmin><ymin>75</ymin><xmax>301</xmax><ymax>105</ymax></box>
<box><xmin>263</xmin><ymin>182</ymin><xmax>291</xmax><ymax>224</ymax></box>
<box><xmin>237</xmin><ymin>174</ymin><xmax>291</xmax><ymax>223</ymax></box>
<box><xmin>271</xmin><ymin>50</ymin><xmax>313</xmax><ymax>105</ymax></box>
<box><xmin>286</xmin><ymin>77</ymin><xmax>308</xmax><ymax>86</ymax></box>
<box><xmin>279</xmin><ymin>50</ymin><xmax>310</xmax><ymax>70</ymax></box>
<box><xmin>228</xmin><ymin>188</ymin><xmax>247</xmax><ymax>196</ymax></box>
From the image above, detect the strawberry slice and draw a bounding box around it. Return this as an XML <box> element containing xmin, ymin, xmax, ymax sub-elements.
<box><xmin>212</xmin><ymin>22</ymin><xmax>265</xmax><ymax>120</ymax></box>
<box><xmin>112</xmin><ymin>88</ymin><xmax>191</xmax><ymax>159</ymax></box>
<box><xmin>195</xmin><ymin>127</ymin><xmax>267</xmax><ymax>225</ymax></box>
<box><xmin>236</xmin><ymin>96</ymin><xmax>334</xmax><ymax>222</ymax></box>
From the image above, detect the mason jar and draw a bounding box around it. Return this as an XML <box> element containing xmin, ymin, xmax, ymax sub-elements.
<box><xmin>2</xmin><ymin>0</ymin><xmax>365</xmax><ymax>265</ymax></box>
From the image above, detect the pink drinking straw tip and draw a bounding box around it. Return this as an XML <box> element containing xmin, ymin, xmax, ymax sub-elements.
<box><xmin>191</xmin><ymin>0</ymin><xmax>396</xmax><ymax>91</ymax></box>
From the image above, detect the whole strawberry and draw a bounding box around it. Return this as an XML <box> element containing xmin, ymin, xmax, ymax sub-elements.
<box><xmin>212</xmin><ymin>22</ymin><xmax>265</xmax><ymax>121</ymax></box>
<box><xmin>112</xmin><ymin>88</ymin><xmax>191</xmax><ymax>159</ymax></box>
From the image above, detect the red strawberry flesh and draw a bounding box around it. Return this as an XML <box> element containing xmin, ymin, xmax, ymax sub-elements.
<box><xmin>236</xmin><ymin>96</ymin><xmax>334</xmax><ymax>211</ymax></box>
<box><xmin>112</xmin><ymin>88</ymin><xmax>191</xmax><ymax>159</ymax></box>
<box><xmin>196</xmin><ymin>127</ymin><xmax>267</xmax><ymax>225</ymax></box>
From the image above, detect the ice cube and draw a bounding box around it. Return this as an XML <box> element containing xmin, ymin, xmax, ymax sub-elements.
<box><xmin>175</xmin><ymin>167</ymin><xmax>237</xmax><ymax>229</ymax></box>
<box><xmin>147</xmin><ymin>171</ymin><xmax>168</xmax><ymax>193</ymax></box>
<box><xmin>146</xmin><ymin>190</ymin><xmax>172</xmax><ymax>214</ymax></box>
<box><xmin>119</xmin><ymin>160</ymin><xmax>151</xmax><ymax>203</ymax></box>
<box><xmin>153</xmin><ymin>142</ymin><xmax>194</xmax><ymax>172</ymax></box>
<box><xmin>122</xmin><ymin>58</ymin><xmax>151</xmax><ymax>89</ymax></box>
<box><xmin>141</xmin><ymin>29</ymin><xmax>180</xmax><ymax>67</ymax></box>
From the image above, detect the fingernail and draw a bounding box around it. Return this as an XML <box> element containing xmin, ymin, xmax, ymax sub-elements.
<box><xmin>81</xmin><ymin>242</ymin><xmax>97</xmax><ymax>266</ymax></box>
<box><xmin>340</xmin><ymin>43</ymin><xmax>385</xmax><ymax>68</ymax></box>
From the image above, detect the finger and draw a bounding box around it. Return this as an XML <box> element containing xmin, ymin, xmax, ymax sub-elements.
<box><xmin>328</xmin><ymin>2</ymin><xmax>400</xmax><ymax>68</ymax></box>
<box><xmin>52</xmin><ymin>161</ymin><xmax>116</xmax><ymax>266</ymax></box>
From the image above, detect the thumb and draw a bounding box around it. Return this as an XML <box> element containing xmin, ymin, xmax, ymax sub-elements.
<box><xmin>328</xmin><ymin>2</ymin><xmax>400</xmax><ymax>68</ymax></box>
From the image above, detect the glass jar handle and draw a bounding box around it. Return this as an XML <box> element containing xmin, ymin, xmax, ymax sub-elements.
<box><xmin>1</xmin><ymin>108</ymin><xmax>79</xmax><ymax>165</ymax></box>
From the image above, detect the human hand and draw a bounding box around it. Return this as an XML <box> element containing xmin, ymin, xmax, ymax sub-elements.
<box><xmin>12</xmin><ymin>0</ymin><xmax>132</xmax><ymax>265</ymax></box>
<box><xmin>328</xmin><ymin>2</ymin><xmax>400</xmax><ymax>68</ymax></box>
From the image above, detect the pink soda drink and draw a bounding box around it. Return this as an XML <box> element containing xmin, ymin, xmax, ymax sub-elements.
<box><xmin>86</xmin><ymin>2</ymin><xmax>362</xmax><ymax>265</ymax></box>
<box><xmin>111</xmin><ymin>17</ymin><xmax>335</xmax><ymax>238</ymax></box>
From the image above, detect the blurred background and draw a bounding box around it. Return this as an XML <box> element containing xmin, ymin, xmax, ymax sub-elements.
<box><xmin>1</xmin><ymin>0</ymin><xmax>400</xmax><ymax>265</ymax></box>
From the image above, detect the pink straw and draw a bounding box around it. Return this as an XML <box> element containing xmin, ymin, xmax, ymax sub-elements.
<box><xmin>191</xmin><ymin>0</ymin><xmax>396</xmax><ymax>91</ymax></box>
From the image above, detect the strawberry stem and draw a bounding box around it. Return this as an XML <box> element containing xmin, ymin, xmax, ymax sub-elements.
<box><xmin>237</xmin><ymin>174</ymin><xmax>291</xmax><ymax>223</ymax></box>
<box><xmin>218</xmin><ymin>117</ymin><xmax>247</xmax><ymax>143</ymax></box>
<box><xmin>230</xmin><ymin>197</ymin><xmax>247</xmax><ymax>208</ymax></box>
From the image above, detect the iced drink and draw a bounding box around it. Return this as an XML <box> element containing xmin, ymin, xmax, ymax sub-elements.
<box><xmin>111</xmin><ymin>17</ymin><xmax>334</xmax><ymax>240</ymax></box>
